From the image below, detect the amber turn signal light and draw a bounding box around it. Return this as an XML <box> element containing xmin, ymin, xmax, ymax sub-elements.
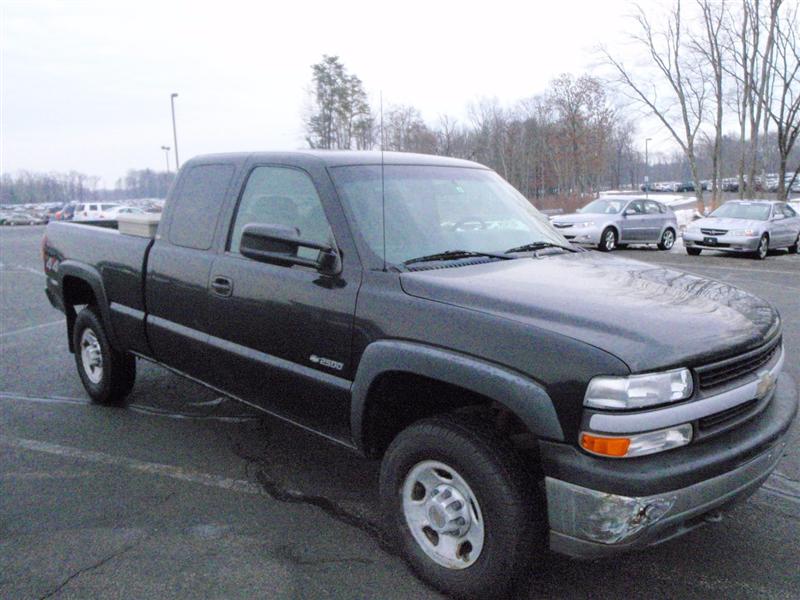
<box><xmin>581</xmin><ymin>433</ymin><xmax>631</xmax><ymax>457</ymax></box>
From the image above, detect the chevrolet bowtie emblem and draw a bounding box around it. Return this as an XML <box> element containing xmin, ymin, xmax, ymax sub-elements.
<box><xmin>756</xmin><ymin>371</ymin><xmax>777</xmax><ymax>399</ymax></box>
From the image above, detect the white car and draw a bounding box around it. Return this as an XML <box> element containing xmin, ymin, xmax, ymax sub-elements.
<box><xmin>106</xmin><ymin>206</ymin><xmax>146</xmax><ymax>218</ymax></box>
<box><xmin>73</xmin><ymin>203</ymin><xmax>122</xmax><ymax>221</ymax></box>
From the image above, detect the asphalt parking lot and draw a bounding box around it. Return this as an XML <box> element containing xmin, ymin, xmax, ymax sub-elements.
<box><xmin>1</xmin><ymin>225</ymin><xmax>798</xmax><ymax>599</ymax></box>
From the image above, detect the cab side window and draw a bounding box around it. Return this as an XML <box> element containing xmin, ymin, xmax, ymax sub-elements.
<box><xmin>169</xmin><ymin>164</ymin><xmax>236</xmax><ymax>250</ymax></box>
<box><xmin>781</xmin><ymin>204</ymin><xmax>796</xmax><ymax>217</ymax></box>
<box><xmin>229</xmin><ymin>166</ymin><xmax>333</xmax><ymax>261</ymax></box>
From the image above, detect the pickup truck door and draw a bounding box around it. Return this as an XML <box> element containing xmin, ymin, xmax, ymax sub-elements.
<box><xmin>145</xmin><ymin>163</ymin><xmax>237</xmax><ymax>379</ymax></box>
<box><xmin>206</xmin><ymin>164</ymin><xmax>359</xmax><ymax>442</ymax></box>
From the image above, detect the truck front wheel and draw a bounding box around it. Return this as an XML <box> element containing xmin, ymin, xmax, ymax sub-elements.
<box><xmin>379</xmin><ymin>414</ymin><xmax>544</xmax><ymax>599</ymax></box>
<box><xmin>73</xmin><ymin>307</ymin><xmax>136</xmax><ymax>404</ymax></box>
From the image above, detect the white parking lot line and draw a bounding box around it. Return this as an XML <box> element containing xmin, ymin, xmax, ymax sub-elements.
<box><xmin>0</xmin><ymin>319</ymin><xmax>64</xmax><ymax>337</ymax></box>
<box><xmin>0</xmin><ymin>434</ymin><xmax>268</xmax><ymax>496</ymax></box>
<box><xmin>0</xmin><ymin>264</ymin><xmax>45</xmax><ymax>277</ymax></box>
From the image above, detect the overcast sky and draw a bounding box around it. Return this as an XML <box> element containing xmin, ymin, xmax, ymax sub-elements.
<box><xmin>2</xmin><ymin>0</ymin><xmax>677</xmax><ymax>187</ymax></box>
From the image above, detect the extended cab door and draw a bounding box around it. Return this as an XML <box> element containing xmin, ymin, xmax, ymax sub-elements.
<box><xmin>205</xmin><ymin>163</ymin><xmax>360</xmax><ymax>442</ymax></box>
<box><xmin>145</xmin><ymin>163</ymin><xmax>237</xmax><ymax>380</ymax></box>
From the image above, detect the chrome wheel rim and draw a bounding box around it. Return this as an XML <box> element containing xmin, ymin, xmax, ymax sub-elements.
<box><xmin>604</xmin><ymin>230</ymin><xmax>616</xmax><ymax>250</ymax></box>
<box><xmin>402</xmin><ymin>460</ymin><xmax>485</xmax><ymax>570</ymax></box>
<box><xmin>80</xmin><ymin>329</ymin><xmax>103</xmax><ymax>384</ymax></box>
<box><xmin>758</xmin><ymin>237</ymin><xmax>768</xmax><ymax>259</ymax></box>
<box><xmin>663</xmin><ymin>230</ymin><xmax>674</xmax><ymax>249</ymax></box>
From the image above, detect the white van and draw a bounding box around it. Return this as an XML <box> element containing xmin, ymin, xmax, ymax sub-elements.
<box><xmin>73</xmin><ymin>203</ymin><xmax>121</xmax><ymax>221</ymax></box>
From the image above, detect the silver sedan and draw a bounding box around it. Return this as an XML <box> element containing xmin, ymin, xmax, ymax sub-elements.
<box><xmin>550</xmin><ymin>196</ymin><xmax>679</xmax><ymax>252</ymax></box>
<box><xmin>683</xmin><ymin>200</ymin><xmax>800</xmax><ymax>260</ymax></box>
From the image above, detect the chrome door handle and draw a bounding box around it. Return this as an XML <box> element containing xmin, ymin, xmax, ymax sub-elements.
<box><xmin>211</xmin><ymin>276</ymin><xmax>233</xmax><ymax>297</ymax></box>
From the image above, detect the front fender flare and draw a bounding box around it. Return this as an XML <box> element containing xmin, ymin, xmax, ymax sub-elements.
<box><xmin>350</xmin><ymin>340</ymin><xmax>564</xmax><ymax>451</ymax></box>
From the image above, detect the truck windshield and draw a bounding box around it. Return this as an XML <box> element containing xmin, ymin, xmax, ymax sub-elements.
<box><xmin>330</xmin><ymin>165</ymin><xmax>569</xmax><ymax>266</ymax></box>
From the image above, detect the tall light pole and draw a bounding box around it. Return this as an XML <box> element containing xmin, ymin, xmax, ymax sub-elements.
<box><xmin>160</xmin><ymin>146</ymin><xmax>171</xmax><ymax>172</ymax></box>
<box><xmin>170</xmin><ymin>93</ymin><xmax>180</xmax><ymax>170</ymax></box>
<box><xmin>645</xmin><ymin>137</ymin><xmax>652</xmax><ymax>199</ymax></box>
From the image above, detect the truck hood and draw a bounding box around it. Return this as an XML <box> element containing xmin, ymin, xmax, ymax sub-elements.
<box><xmin>400</xmin><ymin>252</ymin><xmax>779</xmax><ymax>372</ymax></box>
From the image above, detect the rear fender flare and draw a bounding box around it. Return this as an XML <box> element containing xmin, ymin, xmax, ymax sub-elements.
<box><xmin>59</xmin><ymin>261</ymin><xmax>119</xmax><ymax>352</ymax></box>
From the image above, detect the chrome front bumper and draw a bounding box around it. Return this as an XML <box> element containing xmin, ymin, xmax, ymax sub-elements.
<box><xmin>546</xmin><ymin>438</ymin><xmax>786</xmax><ymax>558</ymax></box>
<box><xmin>543</xmin><ymin>349</ymin><xmax>796</xmax><ymax>559</ymax></box>
<box><xmin>554</xmin><ymin>225</ymin><xmax>602</xmax><ymax>244</ymax></box>
<box><xmin>683</xmin><ymin>231</ymin><xmax>761</xmax><ymax>252</ymax></box>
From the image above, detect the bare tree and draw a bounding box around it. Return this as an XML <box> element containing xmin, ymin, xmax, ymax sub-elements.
<box><xmin>603</xmin><ymin>0</ymin><xmax>709</xmax><ymax>208</ymax></box>
<box><xmin>693</xmin><ymin>0</ymin><xmax>726</xmax><ymax>206</ymax></box>
<box><xmin>761</xmin><ymin>3</ymin><xmax>800</xmax><ymax>198</ymax></box>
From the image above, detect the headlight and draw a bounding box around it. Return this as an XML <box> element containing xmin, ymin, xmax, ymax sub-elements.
<box><xmin>574</xmin><ymin>221</ymin><xmax>595</xmax><ymax>228</ymax></box>
<box><xmin>731</xmin><ymin>229</ymin><xmax>757</xmax><ymax>236</ymax></box>
<box><xmin>584</xmin><ymin>368</ymin><xmax>693</xmax><ymax>410</ymax></box>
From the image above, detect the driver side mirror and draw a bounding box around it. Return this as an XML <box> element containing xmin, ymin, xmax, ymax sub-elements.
<box><xmin>623</xmin><ymin>208</ymin><xmax>636</xmax><ymax>216</ymax></box>
<box><xmin>239</xmin><ymin>223</ymin><xmax>342</xmax><ymax>275</ymax></box>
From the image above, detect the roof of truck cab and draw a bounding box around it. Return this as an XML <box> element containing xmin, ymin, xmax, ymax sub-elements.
<box><xmin>184</xmin><ymin>151</ymin><xmax>487</xmax><ymax>169</ymax></box>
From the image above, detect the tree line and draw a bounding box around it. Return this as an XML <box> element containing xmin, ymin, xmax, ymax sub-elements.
<box><xmin>305</xmin><ymin>0</ymin><xmax>799</xmax><ymax>208</ymax></box>
<box><xmin>1</xmin><ymin>169</ymin><xmax>175</xmax><ymax>205</ymax></box>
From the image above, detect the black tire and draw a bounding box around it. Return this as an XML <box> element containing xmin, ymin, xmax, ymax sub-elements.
<box><xmin>73</xmin><ymin>307</ymin><xmax>136</xmax><ymax>404</ymax></box>
<box><xmin>380</xmin><ymin>414</ymin><xmax>543</xmax><ymax>600</ymax></box>
<box><xmin>754</xmin><ymin>234</ymin><xmax>769</xmax><ymax>260</ymax></box>
<box><xmin>598</xmin><ymin>227</ymin><xmax>617</xmax><ymax>252</ymax></box>
<box><xmin>686</xmin><ymin>247</ymin><xmax>702</xmax><ymax>256</ymax></box>
<box><xmin>658</xmin><ymin>228</ymin><xmax>676</xmax><ymax>250</ymax></box>
<box><xmin>789</xmin><ymin>233</ymin><xmax>799</xmax><ymax>254</ymax></box>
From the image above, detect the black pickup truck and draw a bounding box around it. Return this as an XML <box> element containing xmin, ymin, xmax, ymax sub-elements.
<box><xmin>43</xmin><ymin>152</ymin><xmax>796</xmax><ymax>599</ymax></box>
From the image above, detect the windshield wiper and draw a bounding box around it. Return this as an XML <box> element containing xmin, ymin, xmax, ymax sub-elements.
<box><xmin>403</xmin><ymin>250</ymin><xmax>513</xmax><ymax>266</ymax></box>
<box><xmin>504</xmin><ymin>241</ymin><xmax>577</xmax><ymax>254</ymax></box>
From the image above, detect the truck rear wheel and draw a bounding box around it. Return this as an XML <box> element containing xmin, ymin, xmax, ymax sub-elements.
<box><xmin>73</xmin><ymin>307</ymin><xmax>136</xmax><ymax>404</ymax></box>
<box><xmin>379</xmin><ymin>414</ymin><xmax>544</xmax><ymax>599</ymax></box>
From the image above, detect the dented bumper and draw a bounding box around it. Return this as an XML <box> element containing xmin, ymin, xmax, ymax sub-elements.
<box><xmin>541</xmin><ymin>372</ymin><xmax>797</xmax><ymax>558</ymax></box>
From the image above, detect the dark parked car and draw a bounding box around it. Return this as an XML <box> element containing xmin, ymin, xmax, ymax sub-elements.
<box><xmin>42</xmin><ymin>152</ymin><xmax>797</xmax><ymax>599</ymax></box>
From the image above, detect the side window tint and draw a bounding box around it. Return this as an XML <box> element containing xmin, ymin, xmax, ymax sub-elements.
<box><xmin>229</xmin><ymin>166</ymin><xmax>333</xmax><ymax>261</ymax></box>
<box><xmin>627</xmin><ymin>201</ymin><xmax>643</xmax><ymax>214</ymax></box>
<box><xmin>782</xmin><ymin>204</ymin><xmax>796</xmax><ymax>217</ymax></box>
<box><xmin>644</xmin><ymin>201</ymin><xmax>661</xmax><ymax>214</ymax></box>
<box><xmin>169</xmin><ymin>164</ymin><xmax>235</xmax><ymax>250</ymax></box>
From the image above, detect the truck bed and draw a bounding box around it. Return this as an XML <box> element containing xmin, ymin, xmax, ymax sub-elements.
<box><xmin>45</xmin><ymin>220</ymin><xmax>155</xmax><ymax>354</ymax></box>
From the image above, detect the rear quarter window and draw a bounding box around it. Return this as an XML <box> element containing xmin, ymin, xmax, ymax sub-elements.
<box><xmin>168</xmin><ymin>164</ymin><xmax>236</xmax><ymax>250</ymax></box>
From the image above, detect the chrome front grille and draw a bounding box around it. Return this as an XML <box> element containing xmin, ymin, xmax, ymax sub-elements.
<box><xmin>700</xmin><ymin>228</ymin><xmax>728</xmax><ymax>236</ymax></box>
<box><xmin>552</xmin><ymin>223</ymin><xmax>572</xmax><ymax>229</ymax></box>
<box><xmin>695</xmin><ymin>338</ymin><xmax>781</xmax><ymax>391</ymax></box>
